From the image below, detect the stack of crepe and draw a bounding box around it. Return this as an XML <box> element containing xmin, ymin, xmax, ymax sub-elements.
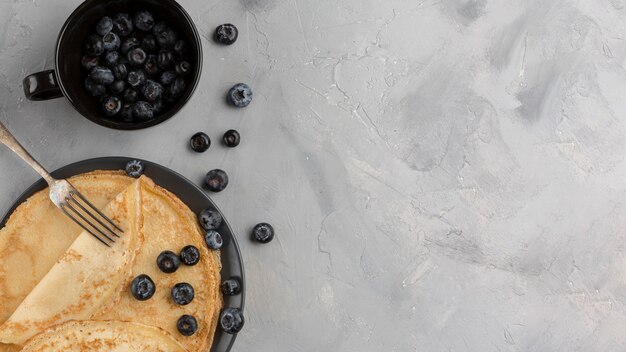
<box><xmin>0</xmin><ymin>171</ymin><xmax>222</xmax><ymax>351</ymax></box>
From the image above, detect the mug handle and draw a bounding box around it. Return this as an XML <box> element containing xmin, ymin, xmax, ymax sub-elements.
<box><xmin>23</xmin><ymin>70</ymin><xmax>63</xmax><ymax>101</ymax></box>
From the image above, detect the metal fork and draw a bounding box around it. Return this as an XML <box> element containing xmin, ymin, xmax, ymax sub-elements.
<box><xmin>0</xmin><ymin>120</ymin><xmax>123</xmax><ymax>246</ymax></box>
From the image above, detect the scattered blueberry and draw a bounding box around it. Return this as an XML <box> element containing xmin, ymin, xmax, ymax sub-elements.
<box><xmin>120</xmin><ymin>104</ymin><xmax>134</xmax><ymax>121</ymax></box>
<box><xmin>204</xmin><ymin>230</ymin><xmax>223</xmax><ymax>250</ymax></box>
<box><xmin>96</xmin><ymin>16</ymin><xmax>114</xmax><ymax>36</ymax></box>
<box><xmin>220</xmin><ymin>308</ymin><xmax>244</xmax><ymax>334</ymax></box>
<box><xmin>120</xmin><ymin>37</ymin><xmax>140</xmax><ymax>55</ymax></box>
<box><xmin>123</xmin><ymin>88</ymin><xmax>139</xmax><ymax>103</ymax></box>
<box><xmin>127</xmin><ymin>47</ymin><xmax>147</xmax><ymax>67</ymax></box>
<box><xmin>157</xmin><ymin>28</ymin><xmax>177</xmax><ymax>49</ymax></box>
<box><xmin>142</xmin><ymin>80</ymin><xmax>163</xmax><ymax>102</ymax></box>
<box><xmin>171</xmin><ymin>282</ymin><xmax>195</xmax><ymax>305</ymax></box>
<box><xmin>102</xmin><ymin>96</ymin><xmax>122</xmax><ymax>117</ymax></box>
<box><xmin>214</xmin><ymin>24</ymin><xmax>238</xmax><ymax>45</ymax></box>
<box><xmin>205</xmin><ymin>169</ymin><xmax>228</xmax><ymax>192</ymax></box>
<box><xmin>133</xmin><ymin>101</ymin><xmax>154</xmax><ymax>121</ymax></box>
<box><xmin>177</xmin><ymin>315</ymin><xmax>198</xmax><ymax>336</ymax></box>
<box><xmin>108</xmin><ymin>80</ymin><xmax>126</xmax><ymax>94</ymax></box>
<box><xmin>84</xmin><ymin>34</ymin><xmax>104</xmax><ymax>56</ymax></box>
<box><xmin>130</xmin><ymin>274</ymin><xmax>155</xmax><ymax>301</ymax></box>
<box><xmin>102</xmin><ymin>32</ymin><xmax>121</xmax><ymax>51</ymax></box>
<box><xmin>174</xmin><ymin>40</ymin><xmax>188</xmax><ymax>57</ymax></box>
<box><xmin>84</xmin><ymin>77</ymin><xmax>106</xmax><ymax>97</ymax></box>
<box><xmin>222</xmin><ymin>129</ymin><xmax>240</xmax><ymax>147</ymax></box>
<box><xmin>112</xmin><ymin>63</ymin><xmax>128</xmax><ymax>80</ymax></box>
<box><xmin>227</xmin><ymin>83</ymin><xmax>253</xmax><ymax>107</ymax></box>
<box><xmin>221</xmin><ymin>278</ymin><xmax>242</xmax><ymax>296</ymax></box>
<box><xmin>81</xmin><ymin>55</ymin><xmax>99</xmax><ymax>70</ymax></box>
<box><xmin>160</xmin><ymin>71</ymin><xmax>177</xmax><ymax>86</ymax></box>
<box><xmin>152</xmin><ymin>21</ymin><xmax>168</xmax><ymax>36</ymax></box>
<box><xmin>170</xmin><ymin>77</ymin><xmax>186</xmax><ymax>97</ymax></box>
<box><xmin>144</xmin><ymin>55</ymin><xmax>160</xmax><ymax>76</ymax></box>
<box><xmin>175</xmin><ymin>61</ymin><xmax>191</xmax><ymax>76</ymax></box>
<box><xmin>112</xmin><ymin>13</ymin><xmax>133</xmax><ymax>36</ymax></box>
<box><xmin>125</xmin><ymin>160</ymin><xmax>144</xmax><ymax>178</ymax></box>
<box><xmin>127</xmin><ymin>69</ymin><xmax>146</xmax><ymax>88</ymax></box>
<box><xmin>179</xmin><ymin>245</ymin><xmax>200</xmax><ymax>266</ymax></box>
<box><xmin>133</xmin><ymin>11</ymin><xmax>154</xmax><ymax>32</ymax></box>
<box><xmin>199</xmin><ymin>208</ymin><xmax>222</xmax><ymax>230</ymax></box>
<box><xmin>157</xmin><ymin>50</ymin><xmax>175</xmax><ymax>69</ymax></box>
<box><xmin>190</xmin><ymin>132</ymin><xmax>210</xmax><ymax>153</ymax></box>
<box><xmin>90</xmin><ymin>66</ymin><xmax>114</xmax><ymax>85</ymax></box>
<box><xmin>252</xmin><ymin>223</ymin><xmax>274</xmax><ymax>243</ymax></box>
<box><xmin>156</xmin><ymin>250</ymin><xmax>181</xmax><ymax>273</ymax></box>
<box><xmin>103</xmin><ymin>51</ymin><xmax>121</xmax><ymax>66</ymax></box>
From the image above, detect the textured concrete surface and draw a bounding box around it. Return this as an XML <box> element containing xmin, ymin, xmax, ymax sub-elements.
<box><xmin>2</xmin><ymin>0</ymin><xmax>626</xmax><ymax>350</ymax></box>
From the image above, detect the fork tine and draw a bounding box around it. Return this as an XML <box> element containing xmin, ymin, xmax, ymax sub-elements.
<box><xmin>64</xmin><ymin>202</ymin><xmax>116</xmax><ymax>244</ymax></box>
<box><xmin>68</xmin><ymin>193</ymin><xmax>120</xmax><ymax>239</ymax></box>
<box><xmin>60</xmin><ymin>207</ymin><xmax>111</xmax><ymax>247</ymax></box>
<box><xmin>73</xmin><ymin>191</ymin><xmax>124</xmax><ymax>233</ymax></box>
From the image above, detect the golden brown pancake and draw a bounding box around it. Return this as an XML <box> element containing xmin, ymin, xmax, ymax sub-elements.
<box><xmin>0</xmin><ymin>172</ymin><xmax>222</xmax><ymax>351</ymax></box>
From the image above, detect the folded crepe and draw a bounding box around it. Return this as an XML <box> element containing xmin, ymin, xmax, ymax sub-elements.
<box><xmin>0</xmin><ymin>172</ymin><xmax>222</xmax><ymax>352</ymax></box>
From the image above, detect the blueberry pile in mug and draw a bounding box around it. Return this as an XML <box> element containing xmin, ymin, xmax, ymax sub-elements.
<box><xmin>81</xmin><ymin>11</ymin><xmax>191</xmax><ymax>123</ymax></box>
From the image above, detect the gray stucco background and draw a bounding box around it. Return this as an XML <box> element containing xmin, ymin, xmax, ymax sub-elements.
<box><xmin>2</xmin><ymin>0</ymin><xmax>626</xmax><ymax>350</ymax></box>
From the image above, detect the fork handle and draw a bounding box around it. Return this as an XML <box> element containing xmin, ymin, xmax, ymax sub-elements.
<box><xmin>0</xmin><ymin>120</ymin><xmax>55</xmax><ymax>184</ymax></box>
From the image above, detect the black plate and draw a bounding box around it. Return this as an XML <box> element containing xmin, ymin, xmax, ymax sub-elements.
<box><xmin>0</xmin><ymin>157</ymin><xmax>244</xmax><ymax>351</ymax></box>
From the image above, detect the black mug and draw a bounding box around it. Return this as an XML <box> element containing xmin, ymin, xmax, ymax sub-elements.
<box><xmin>22</xmin><ymin>0</ymin><xmax>202</xmax><ymax>130</ymax></box>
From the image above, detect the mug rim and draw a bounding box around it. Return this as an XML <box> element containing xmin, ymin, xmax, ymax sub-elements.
<box><xmin>54</xmin><ymin>0</ymin><xmax>203</xmax><ymax>130</ymax></box>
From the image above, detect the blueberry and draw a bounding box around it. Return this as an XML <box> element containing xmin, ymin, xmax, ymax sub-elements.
<box><xmin>102</xmin><ymin>96</ymin><xmax>122</xmax><ymax>117</ymax></box>
<box><xmin>171</xmin><ymin>282</ymin><xmax>195</xmax><ymax>305</ymax></box>
<box><xmin>204</xmin><ymin>169</ymin><xmax>228</xmax><ymax>192</ymax></box>
<box><xmin>142</xmin><ymin>35</ymin><xmax>158</xmax><ymax>53</ymax></box>
<box><xmin>221</xmin><ymin>278</ymin><xmax>242</xmax><ymax>296</ymax></box>
<box><xmin>219</xmin><ymin>308</ymin><xmax>244</xmax><ymax>334</ymax></box>
<box><xmin>174</xmin><ymin>40</ymin><xmax>188</xmax><ymax>57</ymax></box>
<box><xmin>190</xmin><ymin>132</ymin><xmax>210</xmax><ymax>153</ymax></box>
<box><xmin>81</xmin><ymin>55</ymin><xmax>99</xmax><ymax>70</ymax></box>
<box><xmin>127</xmin><ymin>70</ymin><xmax>146</xmax><ymax>88</ymax></box>
<box><xmin>160</xmin><ymin>71</ymin><xmax>177</xmax><ymax>85</ymax></box>
<box><xmin>130</xmin><ymin>274</ymin><xmax>155</xmax><ymax>301</ymax></box>
<box><xmin>214</xmin><ymin>24</ymin><xmax>238</xmax><ymax>45</ymax></box>
<box><xmin>156</xmin><ymin>250</ymin><xmax>180</xmax><ymax>273</ymax></box>
<box><xmin>84</xmin><ymin>34</ymin><xmax>104</xmax><ymax>56</ymax></box>
<box><xmin>127</xmin><ymin>47</ymin><xmax>147</xmax><ymax>67</ymax></box>
<box><xmin>112</xmin><ymin>13</ymin><xmax>133</xmax><ymax>36</ymax></box>
<box><xmin>252</xmin><ymin>223</ymin><xmax>274</xmax><ymax>243</ymax></box>
<box><xmin>103</xmin><ymin>51</ymin><xmax>121</xmax><ymax>66</ymax></box>
<box><xmin>199</xmin><ymin>208</ymin><xmax>222</xmax><ymax>230</ymax></box>
<box><xmin>96</xmin><ymin>16</ymin><xmax>113</xmax><ymax>36</ymax></box>
<box><xmin>175</xmin><ymin>61</ymin><xmax>191</xmax><ymax>76</ymax></box>
<box><xmin>152</xmin><ymin>21</ymin><xmax>168</xmax><ymax>36</ymax></box>
<box><xmin>157</xmin><ymin>28</ymin><xmax>178</xmax><ymax>49</ymax></box>
<box><xmin>133</xmin><ymin>101</ymin><xmax>154</xmax><ymax>121</ymax></box>
<box><xmin>157</xmin><ymin>50</ymin><xmax>175</xmax><ymax>69</ymax></box>
<box><xmin>108</xmin><ymin>80</ymin><xmax>126</xmax><ymax>94</ymax></box>
<box><xmin>84</xmin><ymin>77</ymin><xmax>106</xmax><ymax>97</ymax></box>
<box><xmin>162</xmin><ymin>89</ymin><xmax>176</xmax><ymax>104</ymax></box>
<box><xmin>102</xmin><ymin>32</ymin><xmax>121</xmax><ymax>51</ymax></box>
<box><xmin>133</xmin><ymin>11</ymin><xmax>154</xmax><ymax>32</ymax></box>
<box><xmin>120</xmin><ymin>103</ymin><xmax>134</xmax><ymax>122</ymax></box>
<box><xmin>123</xmin><ymin>88</ymin><xmax>139</xmax><ymax>103</ymax></box>
<box><xmin>222</xmin><ymin>129</ymin><xmax>240</xmax><ymax>147</ymax></box>
<box><xmin>90</xmin><ymin>66</ymin><xmax>114</xmax><ymax>85</ymax></box>
<box><xmin>125</xmin><ymin>160</ymin><xmax>144</xmax><ymax>178</ymax></box>
<box><xmin>112</xmin><ymin>63</ymin><xmax>128</xmax><ymax>80</ymax></box>
<box><xmin>204</xmin><ymin>230</ymin><xmax>223</xmax><ymax>250</ymax></box>
<box><xmin>120</xmin><ymin>37</ymin><xmax>140</xmax><ymax>55</ymax></box>
<box><xmin>177</xmin><ymin>315</ymin><xmax>198</xmax><ymax>336</ymax></box>
<box><xmin>179</xmin><ymin>245</ymin><xmax>200</xmax><ymax>266</ymax></box>
<box><xmin>144</xmin><ymin>55</ymin><xmax>160</xmax><ymax>76</ymax></box>
<box><xmin>151</xmin><ymin>99</ymin><xmax>164</xmax><ymax>114</ymax></box>
<box><xmin>141</xmin><ymin>80</ymin><xmax>163</xmax><ymax>102</ymax></box>
<box><xmin>227</xmin><ymin>83</ymin><xmax>253</xmax><ymax>107</ymax></box>
<box><xmin>170</xmin><ymin>77</ymin><xmax>186</xmax><ymax>97</ymax></box>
